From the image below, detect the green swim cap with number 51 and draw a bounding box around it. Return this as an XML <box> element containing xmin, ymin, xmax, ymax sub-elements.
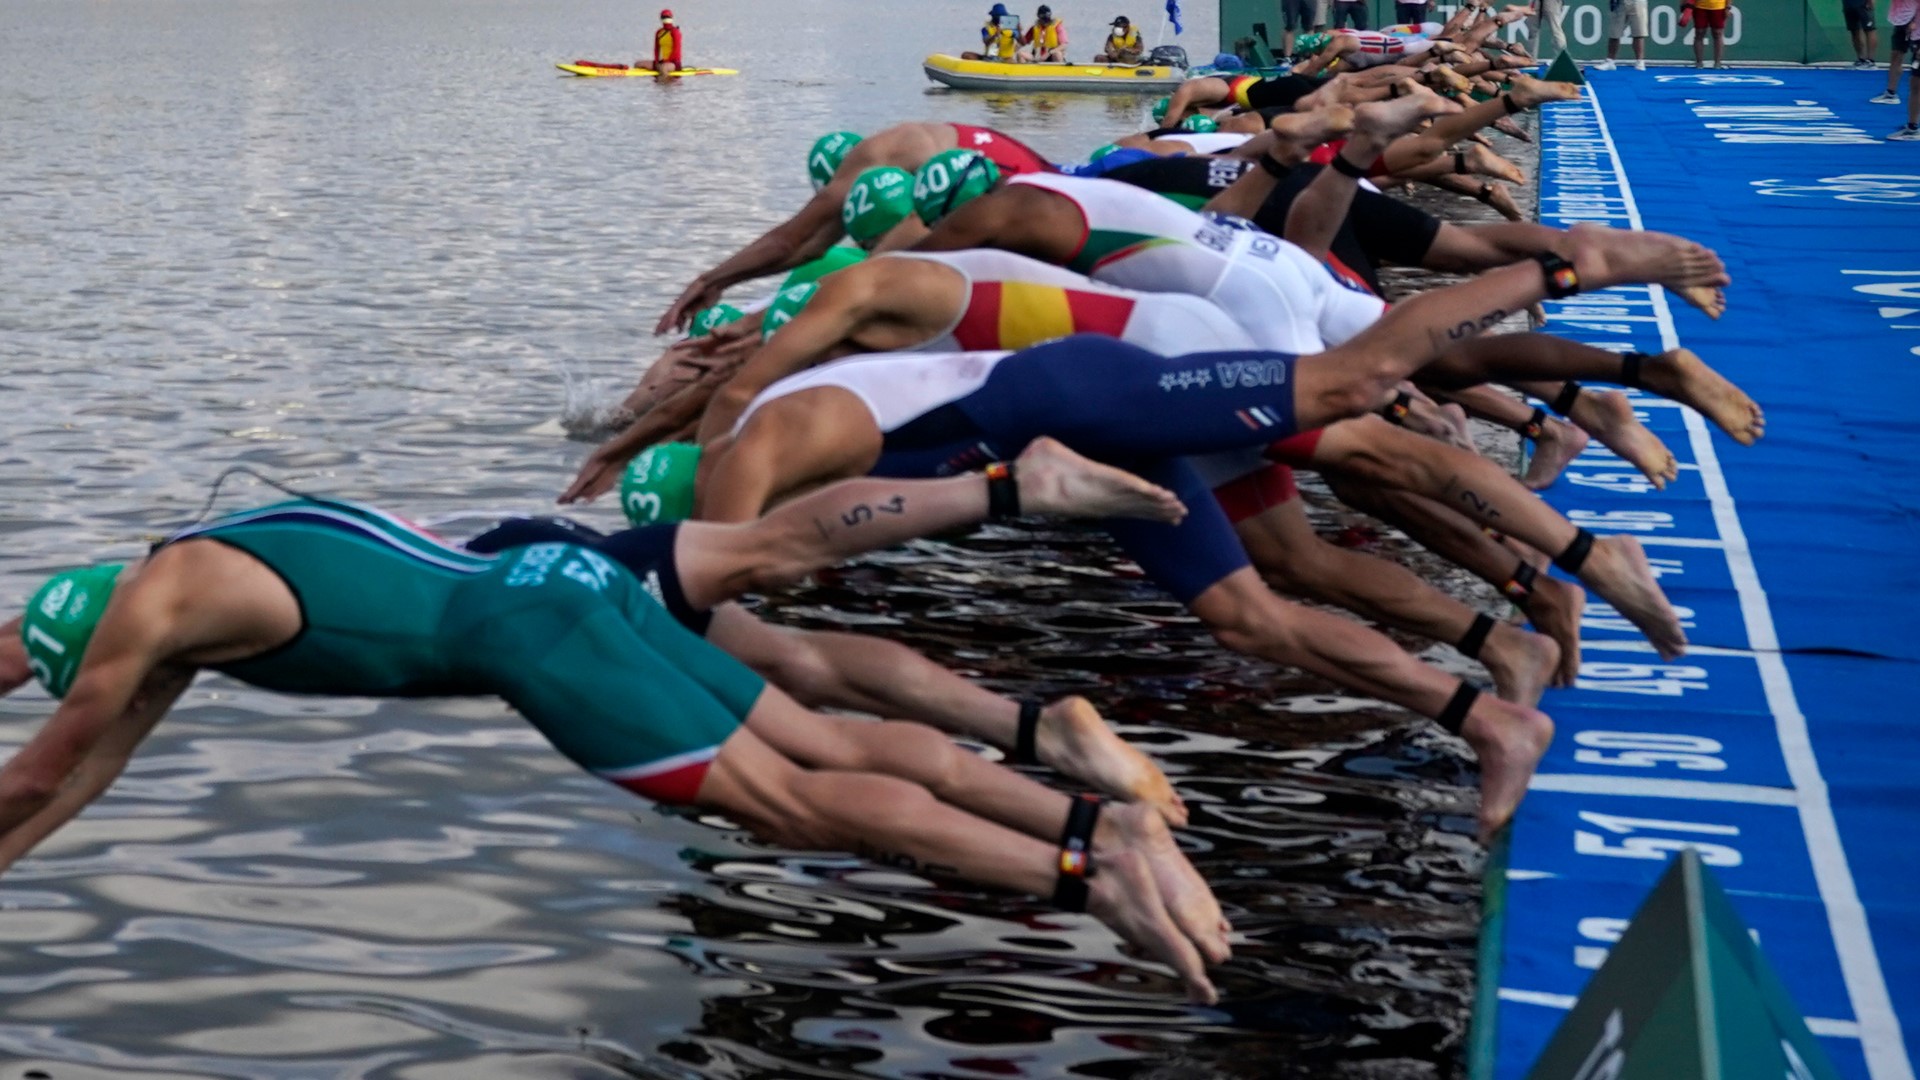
<box><xmin>21</xmin><ymin>563</ymin><xmax>125</xmax><ymax>698</ymax></box>
<box><xmin>912</xmin><ymin>149</ymin><xmax>1001</xmax><ymax>225</ymax></box>
<box><xmin>841</xmin><ymin>166</ymin><xmax>916</xmax><ymax>245</ymax></box>
<box><xmin>621</xmin><ymin>443</ymin><xmax>702</xmax><ymax>526</ymax></box>
<box><xmin>808</xmin><ymin>131</ymin><xmax>863</xmax><ymax>190</ymax></box>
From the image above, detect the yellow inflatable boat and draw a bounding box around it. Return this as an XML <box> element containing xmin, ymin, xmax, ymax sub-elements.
<box><xmin>921</xmin><ymin>54</ymin><xmax>1184</xmax><ymax>92</ymax></box>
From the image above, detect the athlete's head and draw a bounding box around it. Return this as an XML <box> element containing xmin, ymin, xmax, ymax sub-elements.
<box><xmin>20</xmin><ymin>563</ymin><xmax>126</xmax><ymax>698</ymax></box>
<box><xmin>911</xmin><ymin>149</ymin><xmax>1002</xmax><ymax>226</ymax></box>
<box><xmin>761</xmin><ymin>281</ymin><xmax>819</xmax><ymax>340</ymax></box>
<box><xmin>841</xmin><ymin>166</ymin><xmax>915</xmax><ymax>249</ymax></box>
<box><xmin>1151</xmin><ymin>96</ymin><xmax>1170</xmax><ymax>123</ymax></box>
<box><xmin>1292</xmin><ymin>31</ymin><xmax>1330</xmax><ymax>59</ymax></box>
<box><xmin>688</xmin><ymin>303</ymin><xmax>744</xmax><ymax>338</ymax></box>
<box><xmin>1180</xmin><ymin>114</ymin><xmax>1218</xmax><ymax>133</ymax></box>
<box><xmin>780</xmin><ymin>245</ymin><xmax>865</xmax><ymax>290</ymax></box>
<box><xmin>621</xmin><ymin>443</ymin><xmax>701</xmax><ymax>526</ymax></box>
<box><xmin>808</xmin><ymin>131</ymin><xmax>864</xmax><ymax>191</ymax></box>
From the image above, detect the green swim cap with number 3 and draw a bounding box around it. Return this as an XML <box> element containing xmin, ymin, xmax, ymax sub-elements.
<box><xmin>688</xmin><ymin>304</ymin><xmax>744</xmax><ymax>337</ymax></box>
<box><xmin>912</xmin><ymin>149</ymin><xmax>1001</xmax><ymax>225</ymax></box>
<box><xmin>621</xmin><ymin>443</ymin><xmax>702</xmax><ymax>526</ymax></box>
<box><xmin>841</xmin><ymin>166</ymin><xmax>916</xmax><ymax>246</ymax></box>
<box><xmin>762</xmin><ymin>281</ymin><xmax>820</xmax><ymax>340</ymax></box>
<box><xmin>808</xmin><ymin>131</ymin><xmax>863</xmax><ymax>190</ymax></box>
<box><xmin>21</xmin><ymin>563</ymin><xmax>125</xmax><ymax>698</ymax></box>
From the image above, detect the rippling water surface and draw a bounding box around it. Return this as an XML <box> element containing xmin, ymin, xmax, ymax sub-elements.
<box><xmin>0</xmin><ymin>1</ymin><xmax>1532</xmax><ymax>1075</ymax></box>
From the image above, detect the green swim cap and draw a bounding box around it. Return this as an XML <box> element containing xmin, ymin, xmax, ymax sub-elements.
<box><xmin>841</xmin><ymin>166</ymin><xmax>916</xmax><ymax>246</ymax></box>
<box><xmin>1089</xmin><ymin>143</ymin><xmax>1121</xmax><ymax>162</ymax></box>
<box><xmin>21</xmin><ymin>563</ymin><xmax>125</xmax><ymax>699</ymax></box>
<box><xmin>1180</xmin><ymin>115</ymin><xmax>1218</xmax><ymax>133</ymax></box>
<box><xmin>912</xmin><ymin>149</ymin><xmax>1001</xmax><ymax>226</ymax></box>
<box><xmin>808</xmin><ymin>131</ymin><xmax>863</xmax><ymax>191</ymax></box>
<box><xmin>1295</xmin><ymin>31</ymin><xmax>1331</xmax><ymax>55</ymax></box>
<box><xmin>688</xmin><ymin>303</ymin><xmax>744</xmax><ymax>338</ymax></box>
<box><xmin>1151</xmin><ymin>96</ymin><xmax>1170</xmax><ymax>122</ymax></box>
<box><xmin>762</xmin><ymin>281</ymin><xmax>819</xmax><ymax>340</ymax></box>
<box><xmin>620</xmin><ymin>443</ymin><xmax>701</xmax><ymax>526</ymax></box>
<box><xmin>781</xmin><ymin>245</ymin><xmax>866</xmax><ymax>290</ymax></box>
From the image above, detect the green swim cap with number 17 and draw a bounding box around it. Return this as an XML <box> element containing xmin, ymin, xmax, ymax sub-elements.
<box><xmin>808</xmin><ymin>131</ymin><xmax>863</xmax><ymax>190</ymax></box>
<box><xmin>621</xmin><ymin>443</ymin><xmax>701</xmax><ymax>526</ymax></box>
<box><xmin>21</xmin><ymin>563</ymin><xmax>125</xmax><ymax>698</ymax></box>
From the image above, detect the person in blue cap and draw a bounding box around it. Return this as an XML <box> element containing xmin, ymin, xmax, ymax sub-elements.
<box><xmin>964</xmin><ymin>4</ymin><xmax>1023</xmax><ymax>61</ymax></box>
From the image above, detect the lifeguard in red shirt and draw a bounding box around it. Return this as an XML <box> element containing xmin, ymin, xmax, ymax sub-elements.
<box><xmin>643</xmin><ymin>9</ymin><xmax>683</xmax><ymax>74</ymax></box>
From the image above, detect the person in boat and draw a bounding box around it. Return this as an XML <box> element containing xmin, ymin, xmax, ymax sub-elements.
<box><xmin>1021</xmin><ymin>5</ymin><xmax>1069</xmax><ymax>61</ymax></box>
<box><xmin>1096</xmin><ymin>14</ymin><xmax>1145</xmax><ymax>61</ymax></box>
<box><xmin>641</xmin><ymin>8</ymin><xmax>682</xmax><ymax>74</ymax></box>
<box><xmin>963</xmin><ymin>4</ymin><xmax>1024</xmax><ymax>61</ymax></box>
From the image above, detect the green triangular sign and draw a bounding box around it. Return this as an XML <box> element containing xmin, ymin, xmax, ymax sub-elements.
<box><xmin>1523</xmin><ymin>850</ymin><xmax>1841</xmax><ymax>1080</ymax></box>
<box><xmin>1544</xmin><ymin>49</ymin><xmax>1585</xmax><ymax>86</ymax></box>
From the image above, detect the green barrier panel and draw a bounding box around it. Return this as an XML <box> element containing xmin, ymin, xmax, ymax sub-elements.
<box><xmin>1521</xmin><ymin>850</ymin><xmax>1843</xmax><ymax>1080</ymax></box>
<box><xmin>1218</xmin><ymin>1</ymin><xmax>1854</xmax><ymax>64</ymax></box>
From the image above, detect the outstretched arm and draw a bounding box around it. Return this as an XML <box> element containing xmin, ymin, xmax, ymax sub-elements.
<box><xmin>655</xmin><ymin>196</ymin><xmax>844</xmax><ymax>335</ymax></box>
<box><xmin>694</xmin><ymin>272</ymin><xmax>879</xmax><ymax>446</ymax></box>
<box><xmin>0</xmin><ymin>618</ymin><xmax>30</xmax><ymax>697</ymax></box>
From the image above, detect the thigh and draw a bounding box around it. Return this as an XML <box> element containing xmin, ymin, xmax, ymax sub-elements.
<box><xmin>1627</xmin><ymin>1</ymin><xmax>1650</xmax><ymax>35</ymax></box>
<box><xmin>1103</xmin><ymin>458</ymin><xmax>1254</xmax><ymax>604</ymax></box>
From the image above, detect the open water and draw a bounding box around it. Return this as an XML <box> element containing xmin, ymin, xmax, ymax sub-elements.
<box><xmin>0</xmin><ymin>0</ymin><xmax>1527</xmax><ymax>1075</ymax></box>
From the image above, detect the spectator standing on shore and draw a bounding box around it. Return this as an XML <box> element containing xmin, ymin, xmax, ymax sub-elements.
<box><xmin>1594</xmin><ymin>0</ymin><xmax>1650</xmax><ymax>70</ymax></box>
<box><xmin>1532</xmin><ymin>0</ymin><xmax>1569</xmax><ymax>56</ymax></box>
<box><xmin>1846</xmin><ymin>0</ymin><xmax>1881</xmax><ymax>65</ymax></box>
<box><xmin>1332</xmin><ymin>0</ymin><xmax>1369</xmax><ymax>31</ymax></box>
<box><xmin>1875</xmin><ymin>0</ymin><xmax>1916</xmax><ymax>101</ymax></box>
<box><xmin>1689</xmin><ymin>0</ymin><xmax>1732</xmax><ymax>68</ymax></box>
<box><xmin>1397</xmin><ymin>0</ymin><xmax>1433</xmax><ymax>30</ymax></box>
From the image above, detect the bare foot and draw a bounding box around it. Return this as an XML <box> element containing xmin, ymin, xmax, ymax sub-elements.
<box><xmin>1561</xmin><ymin>223</ymin><xmax>1730</xmax><ymax>299</ymax></box>
<box><xmin>1268</xmin><ymin>104</ymin><xmax>1357</xmax><ymax>153</ymax></box>
<box><xmin>1016</xmin><ymin>436</ymin><xmax>1188</xmax><ymax>522</ymax></box>
<box><xmin>1480</xmin><ymin>622</ymin><xmax>1560</xmax><ymax>708</ymax></box>
<box><xmin>1098</xmin><ymin>802</ymin><xmax>1232</xmax><ymax>964</ymax></box>
<box><xmin>1038</xmin><ymin>696</ymin><xmax>1188</xmax><ymax>826</ymax></box>
<box><xmin>1675</xmin><ymin>284</ymin><xmax>1726</xmax><ymax>320</ymax></box>
<box><xmin>1523</xmin><ymin>413</ymin><xmax>1588</xmax><ymax>489</ymax></box>
<box><xmin>1481</xmin><ymin>181</ymin><xmax>1525</xmax><ymax>222</ymax></box>
<box><xmin>1505</xmin><ymin>73</ymin><xmax>1583</xmax><ymax>109</ymax></box>
<box><xmin>1568</xmin><ymin>387</ymin><xmax>1679</xmax><ymax>487</ymax></box>
<box><xmin>1579</xmin><ymin>534</ymin><xmax>1686</xmax><ymax>659</ymax></box>
<box><xmin>1423</xmin><ymin>64</ymin><xmax>1474</xmax><ymax>94</ymax></box>
<box><xmin>1636</xmin><ymin>348</ymin><xmax>1764</xmax><ymax>446</ymax></box>
<box><xmin>1460</xmin><ymin>696</ymin><xmax>1554</xmax><ymax>844</ymax></box>
<box><xmin>1523</xmin><ymin>576</ymin><xmax>1586</xmax><ymax>687</ymax></box>
<box><xmin>1463</xmin><ymin>143</ymin><xmax>1527</xmax><ymax>184</ymax></box>
<box><xmin>1493</xmin><ymin>115</ymin><xmax>1532</xmax><ymax>142</ymax></box>
<box><xmin>1440</xmin><ymin>402</ymin><xmax>1476</xmax><ymax>452</ymax></box>
<box><xmin>1086</xmin><ymin>851</ymin><xmax>1220</xmax><ymax>1005</ymax></box>
<box><xmin>1352</xmin><ymin>86</ymin><xmax>1458</xmax><ymax>150</ymax></box>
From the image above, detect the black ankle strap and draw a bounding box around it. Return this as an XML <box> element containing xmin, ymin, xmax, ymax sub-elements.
<box><xmin>1012</xmin><ymin>700</ymin><xmax>1042</xmax><ymax>765</ymax></box>
<box><xmin>1458</xmin><ymin>612</ymin><xmax>1496</xmax><ymax>660</ymax></box>
<box><xmin>985</xmin><ymin>461</ymin><xmax>1021</xmax><ymax>520</ymax></box>
<box><xmin>1533</xmin><ymin>251</ymin><xmax>1581</xmax><ymax>299</ymax></box>
<box><xmin>1454</xmin><ymin>149</ymin><xmax>1468</xmax><ymax>175</ymax></box>
<box><xmin>1503</xmin><ymin>560</ymin><xmax>1539</xmax><ymax>605</ymax></box>
<box><xmin>1554</xmin><ymin>529</ymin><xmax>1595</xmax><ymax>574</ymax></box>
<box><xmin>1437</xmin><ymin>682</ymin><xmax>1480</xmax><ymax>736</ymax></box>
<box><xmin>1501</xmin><ymin>91</ymin><xmax>1524</xmax><ymax>115</ymax></box>
<box><xmin>1522</xmin><ymin>406</ymin><xmax>1548</xmax><ymax>441</ymax></box>
<box><xmin>1621</xmin><ymin>352</ymin><xmax>1651</xmax><ymax>389</ymax></box>
<box><xmin>1050</xmin><ymin>794</ymin><xmax>1103</xmax><ymax>912</ymax></box>
<box><xmin>1549</xmin><ymin>381</ymin><xmax>1583</xmax><ymax>416</ymax></box>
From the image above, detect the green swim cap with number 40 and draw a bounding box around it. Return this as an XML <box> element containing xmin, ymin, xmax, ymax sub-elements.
<box><xmin>21</xmin><ymin>563</ymin><xmax>125</xmax><ymax>698</ymax></box>
<box><xmin>761</xmin><ymin>281</ymin><xmax>820</xmax><ymax>340</ymax></box>
<box><xmin>808</xmin><ymin>131</ymin><xmax>863</xmax><ymax>190</ymax></box>
<box><xmin>912</xmin><ymin>149</ymin><xmax>1001</xmax><ymax>225</ymax></box>
<box><xmin>841</xmin><ymin>166</ymin><xmax>916</xmax><ymax>246</ymax></box>
<box><xmin>621</xmin><ymin>443</ymin><xmax>702</xmax><ymax>526</ymax></box>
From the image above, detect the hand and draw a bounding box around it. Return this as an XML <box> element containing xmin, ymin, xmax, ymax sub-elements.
<box><xmin>560</xmin><ymin>447</ymin><xmax>629</xmax><ymax>505</ymax></box>
<box><xmin>655</xmin><ymin>277</ymin><xmax>725</xmax><ymax>336</ymax></box>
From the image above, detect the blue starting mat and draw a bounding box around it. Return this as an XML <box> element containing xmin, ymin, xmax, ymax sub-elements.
<box><xmin>1479</xmin><ymin>67</ymin><xmax>1920</xmax><ymax>1080</ymax></box>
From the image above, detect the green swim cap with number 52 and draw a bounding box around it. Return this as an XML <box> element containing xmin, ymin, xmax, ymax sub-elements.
<box><xmin>21</xmin><ymin>563</ymin><xmax>125</xmax><ymax>698</ymax></box>
<box><xmin>912</xmin><ymin>148</ymin><xmax>1001</xmax><ymax>225</ymax></box>
<box><xmin>808</xmin><ymin>131</ymin><xmax>863</xmax><ymax>190</ymax></box>
<box><xmin>841</xmin><ymin>166</ymin><xmax>916</xmax><ymax>245</ymax></box>
<box><xmin>621</xmin><ymin>443</ymin><xmax>702</xmax><ymax>526</ymax></box>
